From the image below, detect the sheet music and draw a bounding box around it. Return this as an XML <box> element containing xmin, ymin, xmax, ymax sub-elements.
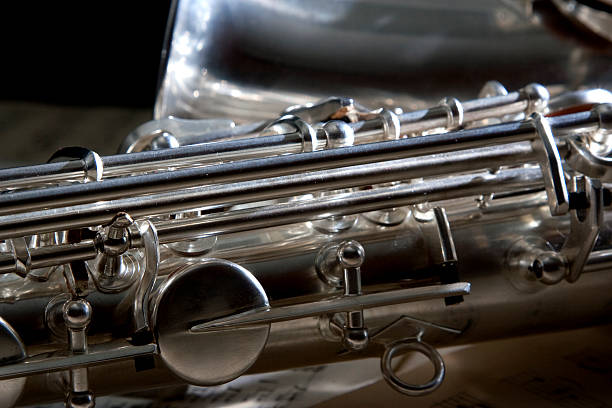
<box><xmin>28</xmin><ymin>324</ymin><xmax>612</xmax><ymax>408</ymax></box>
<box><xmin>162</xmin><ymin>358</ymin><xmax>381</xmax><ymax>408</ymax></box>
<box><xmin>317</xmin><ymin>325</ymin><xmax>612</xmax><ymax>408</ymax></box>
<box><xmin>27</xmin><ymin>359</ymin><xmax>381</xmax><ymax>408</ymax></box>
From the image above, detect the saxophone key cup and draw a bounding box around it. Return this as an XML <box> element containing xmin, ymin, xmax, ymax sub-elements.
<box><xmin>150</xmin><ymin>259</ymin><xmax>270</xmax><ymax>386</ymax></box>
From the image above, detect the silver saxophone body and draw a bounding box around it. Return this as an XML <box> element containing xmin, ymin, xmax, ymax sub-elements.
<box><xmin>2</xmin><ymin>0</ymin><xmax>612</xmax><ymax>406</ymax></box>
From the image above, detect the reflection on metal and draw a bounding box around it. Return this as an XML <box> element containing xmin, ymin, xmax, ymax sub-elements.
<box><xmin>561</xmin><ymin>177</ymin><xmax>604</xmax><ymax>283</ymax></box>
<box><xmin>62</xmin><ymin>298</ymin><xmax>94</xmax><ymax>408</ymax></box>
<box><xmin>2</xmin><ymin>0</ymin><xmax>612</xmax><ymax>405</ymax></box>
<box><xmin>335</xmin><ymin>240</ymin><xmax>369</xmax><ymax>351</ymax></box>
<box><xmin>191</xmin><ymin>282</ymin><xmax>471</xmax><ymax>332</ymax></box>
<box><xmin>505</xmin><ymin>176</ymin><xmax>604</xmax><ymax>287</ymax></box>
<box><xmin>553</xmin><ymin>0</ymin><xmax>612</xmax><ymax>42</ymax></box>
<box><xmin>372</xmin><ymin>316</ymin><xmax>460</xmax><ymax>396</ymax></box>
<box><xmin>132</xmin><ymin>221</ymin><xmax>160</xmax><ymax>335</ymax></box>
<box><xmin>47</xmin><ymin>146</ymin><xmax>104</xmax><ymax>183</ymax></box>
<box><xmin>0</xmin><ymin>341</ymin><xmax>156</xmax><ymax>380</ymax></box>
<box><xmin>152</xmin><ymin>260</ymin><xmax>270</xmax><ymax>385</ymax></box>
<box><xmin>381</xmin><ymin>339</ymin><xmax>445</xmax><ymax>396</ymax></box>
<box><xmin>120</xmin><ymin>117</ymin><xmax>237</xmax><ymax>153</ymax></box>
<box><xmin>92</xmin><ymin>213</ymin><xmax>136</xmax><ymax>293</ymax></box>
<box><xmin>0</xmin><ymin>317</ymin><xmax>26</xmax><ymax>366</ymax></box>
<box><xmin>531</xmin><ymin>112</ymin><xmax>569</xmax><ymax>215</ymax></box>
<box><xmin>156</xmin><ymin>0</ymin><xmax>611</xmax><ymax>122</ymax></box>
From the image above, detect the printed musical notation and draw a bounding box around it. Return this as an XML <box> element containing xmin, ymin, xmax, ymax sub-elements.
<box><xmin>28</xmin><ymin>359</ymin><xmax>380</xmax><ymax>408</ymax></box>
<box><xmin>162</xmin><ymin>359</ymin><xmax>380</xmax><ymax>408</ymax></box>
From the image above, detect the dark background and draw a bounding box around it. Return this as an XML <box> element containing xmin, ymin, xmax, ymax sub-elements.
<box><xmin>2</xmin><ymin>2</ymin><xmax>173</xmax><ymax>108</ymax></box>
<box><xmin>1</xmin><ymin>2</ymin><xmax>173</xmax><ymax>166</ymax></box>
<box><xmin>1</xmin><ymin>1</ymin><xmax>611</xmax><ymax>166</ymax></box>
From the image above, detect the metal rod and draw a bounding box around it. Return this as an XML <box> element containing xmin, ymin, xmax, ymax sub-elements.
<box><xmin>0</xmin><ymin>111</ymin><xmax>597</xmax><ymax>218</ymax></box>
<box><xmin>583</xmin><ymin>248</ymin><xmax>612</xmax><ymax>274</ymax></box>
<box><xmin>0</xmin><ymin>87</ymin><xmax>551</xmax><ymax>190</ymax></box>
<box><xmin>152</xmin><ymin>166</ymin><xmax>543</xmax><ymax>243</ymax></box>
<box><xmin>191</xmin><ymin>282</ymin><xmax>471</xmax><ymax>331</ymax></box>
<box><xmin>1</xmin><ymin>168</ymin><xmax>611</xmax><ymax>278</ymax></box>
<box><xmin>0</xmin><ymin>133</ymin><xmax>305</xmax><ymax>190</ymax></box>
<box><xmin>0</xmin><ymin>166</ymin><xmax>543</xmax><ymax>274</ymax></box>
<box><xmin>0</xmin><ymin>143</ymin><xmax>538</xmax><ymax>239</ymax></box>
<box><xmin>0</xmin><ymin>341</ymin><xmax>156</xmax><ymax>381</ymax></box>
<box><xmin>398</xmin><ymin>92</ymin><xmax>529</xmax><ymax>135</ymax></box>
<box><xmin>462</xmin><ymin>91</ymin><xmax>527</xmax><ymax>122</ymax></box>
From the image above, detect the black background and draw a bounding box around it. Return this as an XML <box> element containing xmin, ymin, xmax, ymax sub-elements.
<box><xmin>3</xmin><ymin>2</ymin><xmax>173</xmax><ymax>108</ymax></box>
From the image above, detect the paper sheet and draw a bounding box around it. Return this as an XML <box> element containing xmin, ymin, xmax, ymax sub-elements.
<box><xmin>317</xmin><ymin>324</ymin><xmax>612</xmax><ymax>408</ymax></box>
<box><xmin>27</xmin><ymin>359</ymin><xmax>381</xmax><ymax>408</ymax></box>
<box><xmin>28</xmin><ymin>324</ymin><xmax>612</xmax><ymax>408</ymax></box>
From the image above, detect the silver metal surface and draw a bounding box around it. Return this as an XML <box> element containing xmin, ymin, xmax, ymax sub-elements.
<box><xmin>156</xmin><ymin>0</ymin><xmax>612</xmax><ymax>121</ymax></box>
<box><xmin>553</xmin><ymin>0</ymin><xmax>612</xmax><ymax>42</ymax></box>
<box><xmin>4</xmin><ymin>101</ymin><xmax>594</xmax><ymax>220</ymax></box>
<box><xmin>0</xmin><ymin>133</ymin><xmax>550</xmax><ymax>240</ymax></box>
<box><xmin>62</xmin><ymin>298</ymin><xmax>94</xmax><ymax>407</ymax></box>
<box><xmin>2</xmin><ymin>1</ymin><xmax>612</xmax><ymax>405</ymax></box>
<box><xmin>531</xmin><ymin>112</ymin><xmax>569</xmax><ymax>215</ymax></box>
<box><xmin>0</xmin><ymin>317</ymin><xmax>26</xmax><ymax>365</ymax></box>
<box><xmin>0</xmin><ymin>165</ymin><xmax>544</xmax><ymax>275</ymax></box>
<box><xmin>192</xmin><ymin>283</ymin><xmax>470</xmax><ymax>332</ymax></box>
<box><xmin>0</xmin><ymin>341</ymin><xmax>156</xmax><ymax>380</ymax></box>
<box><xmin>1</xmin><ymin>83</ymin><xmax>562</xmax><ymax>192</ymax></box>
<box><xmin>9</xmin><ymin>238</ymin><xmax>31</xmax><ymax>278</ymax></box>
<box><xmin>561</xmin><ymin>177</ymin><xmax>604</xmax><ymax>282</ymax></box>
<box><xmin>151</xmin><ymin>259</ymin><xmax>270</xmax><ymax>385</ymax></box>
<box><xmin>93</xmin><ymin>213</ymin><xmax>135</xmax><ymax>292</ymax></box>
<box><xmin>548</xmin><ymin>88</ymin><xmax>612</xmax><ymax>114</ymax></box>
<box><xmin>0</xmin><ymin>98</ymin><xmax>611</xmax><ymax>405</ymax></box>
<box><xmin>131</xmin><ymin>221</ymin><xmax>159</xmax><ymax>334</ymax></box>
<box><xmin>120</xmin><ymin>117</ymin><xmax>237</xmax><ymax>153</ymax></box>
<box><xmin>381</xmin><ymin>339</ymin><xmax>445</xmax><ymax>396</ymax></box>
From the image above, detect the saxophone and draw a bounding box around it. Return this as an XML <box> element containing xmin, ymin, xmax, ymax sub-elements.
<box><xmin>2</xmin><ymin>0</ymin><xmax>612</xmax><ymax>406</ymax></box>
